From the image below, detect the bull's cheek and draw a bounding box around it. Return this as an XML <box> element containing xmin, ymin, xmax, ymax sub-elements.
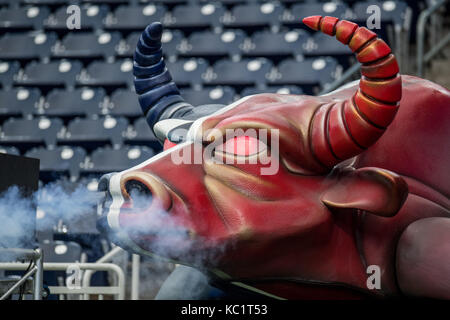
<box><xmin>204</xmin><ymin>174</ymin><xmax>333</xmax><ymax>241</ymax></box>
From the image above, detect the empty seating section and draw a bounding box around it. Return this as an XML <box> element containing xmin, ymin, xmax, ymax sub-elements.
<box><xmin>0</xmin><ymin>0</ymin><xmax>414</xmax><ymax>185</ymax></box>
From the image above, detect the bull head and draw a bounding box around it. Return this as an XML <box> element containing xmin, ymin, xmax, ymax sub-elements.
<box><xmin>98</xmin><ymin>16</ymin><xmax>410</xmax><ymax>298</ymax></box>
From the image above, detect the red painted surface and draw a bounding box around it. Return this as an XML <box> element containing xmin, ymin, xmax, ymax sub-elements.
<box><xmin>105</xmin><ymin>17</ymin><xmax>450</xmax><ymax>299</ymax></box>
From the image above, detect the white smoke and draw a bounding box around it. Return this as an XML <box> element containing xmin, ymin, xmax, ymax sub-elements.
<box><xmin>0</xmin><ymin>181</ymin><xmax>102</xmax><ymax>261</ymax></box>
<box><xmin>118</xmin><ymin>189</ymin><xmax>231</xmax><ymax>269</ymax></box>
<box><xmin>0</xmin><ymin>179</ymin><xmax>230</xmax><ymax>298</ymax></box>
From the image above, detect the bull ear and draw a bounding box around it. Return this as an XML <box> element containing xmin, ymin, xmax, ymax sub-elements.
<box><xmin>321</xmin><ymin>167</ymin><xmax>408</xmax><ymax>217</ymax></box>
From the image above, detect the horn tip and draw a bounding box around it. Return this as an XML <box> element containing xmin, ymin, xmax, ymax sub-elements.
<box><xmin>145</xmin><ymin>22</ymin><xmax>163</xmax><ymax>41</ymax></box>
<box><xmin>303</xmin><ymin>15</ymin><xmax>322</xmax><ymax>31</ymax></box>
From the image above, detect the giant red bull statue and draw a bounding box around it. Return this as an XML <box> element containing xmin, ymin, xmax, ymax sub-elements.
<box><xmin>97</xmin><ymin>16</ymin><xmax>450</xmax><ymax>299</ymax></box>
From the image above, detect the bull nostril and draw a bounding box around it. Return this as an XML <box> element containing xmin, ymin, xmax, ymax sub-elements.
<box><xmin>121</xmin><ymin>172</ymin><xmax>172</xmax><ymax>211</ymax></box>
<box><xmin>125</xmin><ymin>180</ymin><xmax>153</xmax><ymax>209</ymax></box>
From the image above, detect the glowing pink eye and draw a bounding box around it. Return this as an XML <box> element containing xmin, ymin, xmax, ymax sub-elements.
<box><xmin>215</xmin><ymin>135</ymin><xmax>265</xmax><ymax>156</ymax></box>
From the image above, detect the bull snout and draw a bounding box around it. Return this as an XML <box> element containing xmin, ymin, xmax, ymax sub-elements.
<box><xmin>97</xmin><ymin>171</ymin><xmax>173</xmax><ymax>225</ymax></box>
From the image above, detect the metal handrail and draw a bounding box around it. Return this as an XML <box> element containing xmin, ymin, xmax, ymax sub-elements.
<box><xmin>417</xmin><ymin>0</ymin><xmax>449</xmax><ymax>77</ymax></box>
<box><xmin>0</xmin><ymin>262</ymin><xmax>125</xmax><ymax>300</ymax></box>
<box><xmin>0</xmin><ymin>266</ymin><xmax>37</xmax><ymax>300</ymax></box>
<box><xmin>82</xmin><ymin>246</ymin><xmax>125</xmax><ymax>300</ymax></box>
<box><xmin>0</xmin><ymin>248</ymin><xmax>43</xmax><ymax>300</ymax></box>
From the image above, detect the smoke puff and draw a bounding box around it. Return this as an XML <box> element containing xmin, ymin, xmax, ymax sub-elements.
<box><xmin>0</xmin><ymin>181</ymin><xmax>102</xmax><ymax>261</ymax></box>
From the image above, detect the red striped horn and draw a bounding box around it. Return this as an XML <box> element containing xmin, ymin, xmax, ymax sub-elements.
<box><xmin>303</xmin><ymin>16</ymin><xmax>401</xmax><ymax>169</ymax></box>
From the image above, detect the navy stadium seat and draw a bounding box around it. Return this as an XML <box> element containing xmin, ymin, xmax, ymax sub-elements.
<box><xmin>180</xmin><ymin>86</ymin><xmax>235</xmax><ymax>106</ymax></box>
<box><xmin>0</xmin><ymin>6</ymin><xmax>50</xmax><ymax>31</ymax></box>
<box><xmin>167</xmin><ymin>3</ymin><xmax>224</xmax><ymax>29</ymax></box>
<box><xmin>21</xmin><ymin>0</ymin><xmax>70</xmax><ymax>5</ymax></box>
<box><xmin>124</xmin><ymin>118</ymin><xmax>160</xmax><ymax>148</ymax></box>
<box><xmin>44</xmin><ymin>4</ymin><xmax>107</xmax><ymax>31</ymax></box>
<box><xmin>223</xmin><ymin>2</ymin><xmax>284</xmax><ymax>29</ymax></box>
<box><xmin>303</xmin><ymin>33</ymin><xmax>353</xmax><ymax>67</ymax></box>
<box><xmin>244</xmin><ymin>30</ymin><xmax>308</xmax><ymax>57</ymax></box>
<box><xmin>26</xmin><ymin>146</ymin><xmax>86</xmax><ymax>180</ymax></box>
<box><xmin>83</xmin><ymin>145</ymin><xmax>155</xmax><ymax>174</ymax></box>
<box><xmin>104</xmin><ymin>4</ymin><xmax>166</xmax><ymax>31</ymax></box>
<box><xmin>241</xmin><ymin>85</ymin><xmax>303</xmax><ymax>96</ymax></box>
<box><xmin>81</xmin><ymin>0</ymin><xmax>133</xmax><ymax>5</ymax></box>
<box><xmin>59</xmin><ymin>116</ymin><xmax>128</xmax><ymax>149</ymax></box>
<box><xmin>208</xmin><ymin>58</ymin><xmax>273</xmax><ymax>87</ymax></box>
<box><xmin>39</xmin><ymin>88</ymin><xmax>105</xmax><ymax>118</ymax></box>
<box><xmin>0</xmin><ymin>61</ymin><xmax>19</xmax><ymax>88</ymax></box>
<box><xmin>108</xmin><ymin>89</ymin><xmax>142</xmax><ymax>118</ymax></box>
<box><xmin>284</xmin><ymin>2</ymin><xmax>350</xmax><ymax>26</ymax></box>
<box><xmin>40</xmin><ymin>240</ymin><xmax>82</xmax><ymax>263</ymax></box>
<box><xmin>271</xmin><ymin>57</ymin><xmax>338</xmax><ymax>94</ymax></box>
<box><xmin>181</xmin><ymin>30</ymin><xmax>245</xmax><ymax>59</ymax></box>
<box><xmin>78</xmin><ymin>60</ymin><xmax>133</xmax><ymax>88</ymax></box>
<box><xmin>53</xmin><ymin>32</ymin><xmax>121</xmax><ymax>60</ymax></box>
<box><xmin>15</xmin><ymin>60</ymin><xmax>82</xmax><ymax>89</ymax></box>
<box><xmin>166</xmin><ymin>58</ymin><xmax>208</xmax><ymax>87</ymax></box>
<box><xmin>0</xmin><ymin>146</ymin><xmax>20</xmax><ymax>155</ymax></box>
<box><xmin>0</xmin><ymin>117</ymin><xmax>63</xmax><ymax>150</ymax></box>
<box><xmin>149</xmin><ymin>0</ymin><xmax>189</xmax><ymax>6</ymax></box>
<box><xmin>0</xmin><ymin>88</ymin><xmax>40</xmax><ymax>119</ymax></box>
<box><xmin>0</xmin><ymin>33</ymin><xmax>57</xmax><ymax>61</ymax></box>
<box><xmin>199</xmin><ymin>0</ymin><xmax>244</xmax><ymax>5</ymax></box>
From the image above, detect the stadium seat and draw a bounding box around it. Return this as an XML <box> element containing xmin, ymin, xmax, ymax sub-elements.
<box><xmin>44</xmin><ymin>4</ymin><xmax>108</xmax><ymax>31</ymax></box>
<box><xmin>21</xmin><ymin>0</ymin><xmax>70</xmax><ymax>5</ymax></box>
<box><xmin>40</xmin><ymin>240</ymin><xmax>82</xmax><ymax>263</ymax></box>
<box><xmin>284</xmin><ymin>2</ymin><xmax>350</xmax><ymax>26</ymax></box>
<box><xmin>0</xmin><ymin>117</ymin><xmax>63</xmax><ymax>150</ymax></box>
<box><xmin>104</xmin><ymin>4</ymin><xmax>167</xmax><ymax>31</ymax></box>
<box><xmin>53</xmin><ymin>32</ymin><xmax>121</xmax><ymax>60</ymax></box>
<box><xmin>107</xmin><ymin>89</ymin><xmax>142</xmax><ymax>118</ymax></box>
<box><xmin>149</xmin><ymin>0</ymin><xmax>189</xmax><ymax>6</ymax></box>
<box><xmin>40</xmin><ymin>88</ymin><xmax>106</xmax><ymax>118</ymax></box>
<box><xmin>83</xmin><ymin>145</ymin><xmax>155</xmax><ymax>174</ymax></box>
<box><xmin>0</xmin><ymin>146</ymin><xmax>20</xmax><ymax>155</ymax></box>
<box><xmin>15</xmin><ymin>60</ymin><xmax>82</xmax><ymax>89</ymax></box>
<box><xmin>0</xmin><ymin>88</ymin><xmax>41</xmax><ymax>119</ymax></box>
<box><xmin>180</xmin><ymin>86</ymin><xmax>235</xmax><ymax>106</ymax></box>
<box><xmin>167</xmin><ymin>3</ymin><xmax>225</xmax><ymax>29</ymax></box>
<box><xmin>0</xmin><ymin>61</ymin><xmax>19</xmax><ymax>88</ymax></box>
<box><xmin>0</xmin><ymin>32</ymin><xmax>57</xmax><ymax>61</ymax></box>
<box><xmin>241</xmin><ymin>85</ymin><xmax>303</xmax><ymax>96</ymax></box>
<box><xmin>124</xmin><ymin>118</ymin><xmax>160</xmax><ymax>148</ymax></box>
<box><xmin>244</xmin><ymin>30</ymin><xmax>308</xmax><ymax>58</ymax></box>
<box><xmin>26</xmin><ymin>146</ymin><xmax>86</xmax><ymax>180</ymax></box>
<box><xmin>181</xmin><ymin>30</ymin><xmax>245</xmax><ymax>59</ymax></box>
<box><xmin>199</xmin><ymin>0</ymin><xmax>244</xmax><ymax>5</ymax></box>
<box><xmin>223</xmin><ymin>3</ymin><xmax>284</xmax><ymax>29</ymax></box>
<box><xmin>208</xmin><ymin>58</ymin><xmax>273</xmax><ymax>87</ymax></box>
<box><xmin>77</xmin><ymin>60</ymin><xmax>133</xmax><ymax>88</ymax></box>
<box><xmin>166</xmin><ymin>58</ymin><xmax>208</xmax><ymax>87</ymax></box>
<box><xmin>0</xmin><ymin>6</ymin><xmax>50</xmax><ymax>31</ymax></box>
<box><xmin>81</xmin><ymin>0</ymin><xmax>130</xmax><ymax>4</ymax></box>
<box><xmin>304</xmin><ymin>33</ymin><xmax>353</xmax><ymax>57</ymax></box>
<box><xmin>271</xmin><ymin>57</ymin><xmax>338</xmax><ymax>94</ymax></box>
<box><xmin>59</xmin><ymin>116</ymin><xmax>128</xmax><ymax>149</ymax></box>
